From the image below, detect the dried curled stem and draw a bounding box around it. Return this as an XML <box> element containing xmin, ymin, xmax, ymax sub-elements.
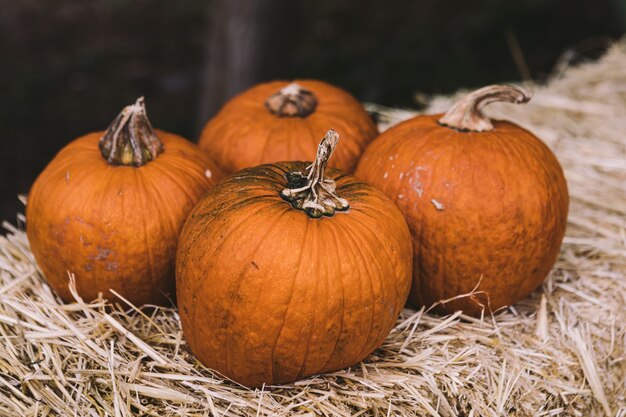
<box><xmin>265</xmin><ymin>82</ymin><xmax>318</xmax><ymax>118</ymax></box>
<box><xmin>438</xmin><ymin>85</ymin><xmax>532</xmax><ymax>132</ymax></box>
<box><xmin>99</xmin><ymin>97</ymin><xmax>163</xmax><ymax>166</ymax></box>
<box><xmin>280</xmin><ymin>129</ymin><xmax>349</xmax><ymax>218</ymax></box>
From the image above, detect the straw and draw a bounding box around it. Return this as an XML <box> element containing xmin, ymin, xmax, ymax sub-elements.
<box><xmin>1</xmin><ymin>41</ymin><xmax>625</xmax><ymax>416</ymax></box>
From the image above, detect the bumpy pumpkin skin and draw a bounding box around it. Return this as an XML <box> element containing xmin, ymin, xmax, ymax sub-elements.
<box><xmin>26</xmin><ymin>131</ymin><xmax>222</xmax><ymax>306</ymax></box>
<box><xmin>176</xmin><ymin>162</ymin><xmax>412</xmax><ymax>387</ymax></box>
<box><xmin>198</xmin><ymin>80</ymin><xmax>378</xmax><ymax>175</ymax></box>
<box><xmin>355</xmin><ymin>116</ymin><xmax>569</xmax><ymax>316</ymax></box>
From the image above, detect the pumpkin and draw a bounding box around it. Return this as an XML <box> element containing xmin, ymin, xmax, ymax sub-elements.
<box><xmin>355</xmin><ymin>85</ymin><xmax>569</xmax><ymax>316</ymax></box>
<box><xmin>177</xmin><ymin>130</ymin><xmax>412</xmax><ymax>387</ymax></box>
<box><xmin>198</xmin><ymin>80</ymin><xmax>378</xmax><ymax>176</ymax></box>
<box><xmin>26</xmin><ymin>98</ymin><xmax>222</xmax><ymax>306</ymax></box>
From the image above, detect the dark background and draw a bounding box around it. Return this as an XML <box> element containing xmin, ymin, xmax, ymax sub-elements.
<box><xmin>1</xmin><ymin>0</ymin><xmax>624</xmax><ymax>222</ymax></box>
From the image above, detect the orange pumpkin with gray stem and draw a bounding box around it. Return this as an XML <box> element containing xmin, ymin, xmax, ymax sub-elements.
<box><xmin>356</xmin><ymin>85</ymin><xmax>569</xmax><ymax>316</ymax></box>
<box><xmin>198</xmin><ymin>80</ymin><xmax>378</xmax><ymax>176</ymax></box>
<box><xmin>177</xmin><ymin>130</ymin><xmax>412</xmax><ymax>387</ymax></box>
<box><xmin>26</xmin><ymin>98</ymin><xmax>222</xmax><ymax>306</ymax></box>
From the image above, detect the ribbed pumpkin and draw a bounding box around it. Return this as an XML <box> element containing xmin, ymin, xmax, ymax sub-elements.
<box><xmin>177</xmin><ymin>130</ymin><xmax>412</xmax><ymax>387</ymax></box>
<box><xmin>356</xmin><ymin>85</ymin><xmax>569</xmax><ymax>316</ymax></box>
<box><xmin>198</xmin><ymin>80</ymin><xmax>378</xmax><ymax>176</ymax></box>
<box><xmin>26</xmin><ymin>98</ymin><xmax>222</xmax><ymax>306</ymax></box>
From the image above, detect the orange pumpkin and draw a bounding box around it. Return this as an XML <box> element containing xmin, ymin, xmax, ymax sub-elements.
<box><xmin>356</xmin><ymin>85</ymin><xmax>569</xmax><ymax>316</ymax></box>
<box><xmin>177</xmin><ymin>130</ymin><xmax>412</xmax><ymax>387</ymax></box>
<box><xmin>26</xmin><ymin>98</ymin><xmax>222</xmax><ymax>306</ymax></box>
<box><xmin>198</xmin><ymin>80</ymin><xmax>378</xmax><ymax>176</ymax></box>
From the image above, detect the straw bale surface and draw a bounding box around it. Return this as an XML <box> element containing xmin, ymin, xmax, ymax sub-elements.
<box><xmin>1</xmin><ymin>43</ymin><xmax>625</xmax><ymax>416</ymax></box>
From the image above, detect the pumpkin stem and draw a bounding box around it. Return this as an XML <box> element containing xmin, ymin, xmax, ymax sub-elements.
<box><xmin>438</xmin><ymin>85</ymin><xmax>532</xmax><ymax>132</ymax></box>
<box><xmin>99</xmin><ymin>97</ymin><xmax>163</xmax><ymax>166</ymax></box>
<box><xmin>280</xmin><ymin>129</ymin><xmax>349</xmax><ymax>218</ymax></box>
<box><xmin>265</xmin><ymin>82</ymin><xmax>318</xmax><ymax>118</ymax></box>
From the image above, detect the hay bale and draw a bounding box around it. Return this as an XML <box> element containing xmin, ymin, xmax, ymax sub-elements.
<box><xmin>1</xmin><ymin>42</ymin><xmax>625</xmax><ymax>416</ymax></box>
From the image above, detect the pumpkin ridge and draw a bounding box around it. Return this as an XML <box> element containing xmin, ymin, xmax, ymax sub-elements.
<box><xmin>347</xmin><ymin>201</ymin><xmax>400</xmax><ymax>227</ymax></box>
<box><xmin>193</xmin><ymin>195</ymin><xmax>284</xmax><ymax>223</ymax></box>
<box><xmin>185</xmin><ymin>200</ymin><xmax>285</xmax><ymax>273</ymax></box>
<box><xmin>144</xmin><ymin>167</ymin><xmax>183</xmax><ymax>239</ymax></box>
<box><xmin>260</xmin><ymin>166</ymin><xmax>302</xmax><ymax>189</ymax></box>
<box><xmin>376</xmin><ymin>131</ymin><xmax>416</xmax><ymax>194</ymax></box>
<box><xmin>423</xmin><ymin>132</ymin><xmax>457</xmax><ymax>306</ymax></box>
<box><xmin>95</xmin><ymin>169</ymin><xmax>130</xmax><ymax>298</ymax></box>
<box><xmin>292</xmin><ymin>121</ymin><xmax>312</xmax><ymax>164</ymax></box>
<box><xmin>257</xmin><ymin>124</ymin><xmax>280</xmax><ymax>168</ymax></box>
<box><xmin>193</xmin><ymin>195</ymin><xmax>290</xmax><ymax>237</ymax></box>
<box><xmin>302</xmin><ymin>221</ymin><xmax>348</xmax><ymax>377</ymax></box>
<box><xmin>184</xmin><ymin>201</ymin><xmax>282</xmax><ymax>333</ymax></box>
<box><xmin>217</xmin><ymin>122</ymin><xmax>240</xmax><ymax>173</ymax></box>
<box><xmin>218</xmin><ymin>118</ymin><xmax>252</xmax><ymax>174</ymax></box>
<box><xmin>224</xmin><ymin>170</ymin><xmax>287</xmax><ymax>189</ymax></box>
<box><xmin>37</xmin><ymin>141</ymin><xmax>95</xmax><ymax>185</ymax></box>
<box><xmin>315</xmin><ymin>223</ymin><xmax>333</xmax><ymax>374</ymax></box>
<box><xmin>150</xmin><ymin>156</ymin><xmax>203</xmax><ymax>206</ymax></box>
<box><xmin>415</xmin><ymin>211</ymin><xmax>427</xmax><ymax>308</ymax></box>
<box><xmin>476</xmin><ymin>133</ymin><xmax>516</xmax><ymax>303</ymax></box>
<box><xmin>134</xmin><ymin>169</ymin><xmax>157</xmax><ymax>292</ymax></box>
<box><xmin>269</xmin><ymin>162</ymin><xmax>294</xmax><ymax>176</ymax></box>
<box><xmin>351</xmin><ymin>203</ymin><xmax>406</xmax><ymax>270</ymax></box>
<box><xmin>375</xmin><ymin>136</ymin><xmax>415</xmax><ymax>209</ymax></box>
<box><xmin>184</xmin><ymin>203</ymin><xmax>268</xmax><ymax>369</ymax></box>
<box><xmin>157</xmin><ymin>145</ymin><xmax>218</xmax><ymax>184</ymax></box>
<box><xmin>332</xmin><ymin>173</ymin><xmax>351</xmax><ymax>182</ymax></box>
<box><xmin>293</xmin><ymin>220</ymin><xmax>320</xmax><ymax>380</ymax></box>
<box><xmin>89</xmin><ymin>161</ymin><xmax>119</xmax><ymax>296</ymax></box>
<box><xmin>222</xmin><ymin>206</ymin><xmax>292</xmax><ymax>379</ymax></box>
<box><xmin>332</xmin><ymin>181</ymin><xmax>373</xmax><ymax>200</ymax></box>
<box><xmin>314</xmin><ymin>221</ymin><xmax>346</xmax><ymax>373</ymax></box>
<box><xmin>195</xmin><ymin>167</ymin><xmax>283</xmax><ymax>208</ymax></box>
<box><xmin>46</xmin><ymin>156</ymin><xmax>98</xmax><ymax>230</ymax></box>
<box><xmin>335</xmin><ymin>217</ymin><xmax>378</xmax><ymax>363</ymax></box>
<box><xmin>501</xmin><ymin>131</ymin><xmax>564</xmax><ymax>303</ymax></box>
<box><xmin>344</xmin><ymin>206</ymin><xmax>407</xmax><ymax>330</ymax></box>
<box><xmin>449</xmin><ymin>136</ymin><xmax>470</xmax><ymax>305</ymax></box>
<box><xmin>270</xmin><ymin>218</ymin><xmax>309</xmax><ymax>383</ymax></box>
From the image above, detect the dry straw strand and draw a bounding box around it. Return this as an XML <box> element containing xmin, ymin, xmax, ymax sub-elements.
<box><xmin>1</xmin><ymin>41</ymin><xmax>626</xmax><ymax>416</ymax></box>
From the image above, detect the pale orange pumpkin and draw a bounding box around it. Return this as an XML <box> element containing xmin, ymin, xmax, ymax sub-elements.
<box><xmin>198</xmin><ymin>80</ymin><xmax>378</xmax><ymax>175</ymax></box>
<box><xmin>26</xmin><ymin>98</ymin><xmax>222</xmax><ymax>306</ymax></box>
<box><xmin>356</xmin><ymin>85</ymin><xmax>569</xmax><ymax>316</ymax></box>
<box><xmin>177</xmin><ymin>130</ymin><xmax>412</xmax><ymax>387</ymax></box>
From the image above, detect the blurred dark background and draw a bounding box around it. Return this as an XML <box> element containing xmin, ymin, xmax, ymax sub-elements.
<box><xmin>1</xmin><ymin>0</ymin><xmax>624</xmax><ymax>221</ymax></box>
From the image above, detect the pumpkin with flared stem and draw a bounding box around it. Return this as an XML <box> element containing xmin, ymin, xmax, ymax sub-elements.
<box><xmin>356</xmin><ymin>85</ymin><xmax>569</xmax><ymax>316</ymax></box>
<box><xmin>27</xmin><ymin>98</ymin><xmax>223</xmax><ymax>306</ymax></box>
<box><xmin>199</xmin><ymin>80</ymin><xmax>378</xmax><ymax>176</ymax></box>
<box><xmin>177</xmin><ymin>130</ymin><xmax>412</xmax><ymax>387</ymax></box>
